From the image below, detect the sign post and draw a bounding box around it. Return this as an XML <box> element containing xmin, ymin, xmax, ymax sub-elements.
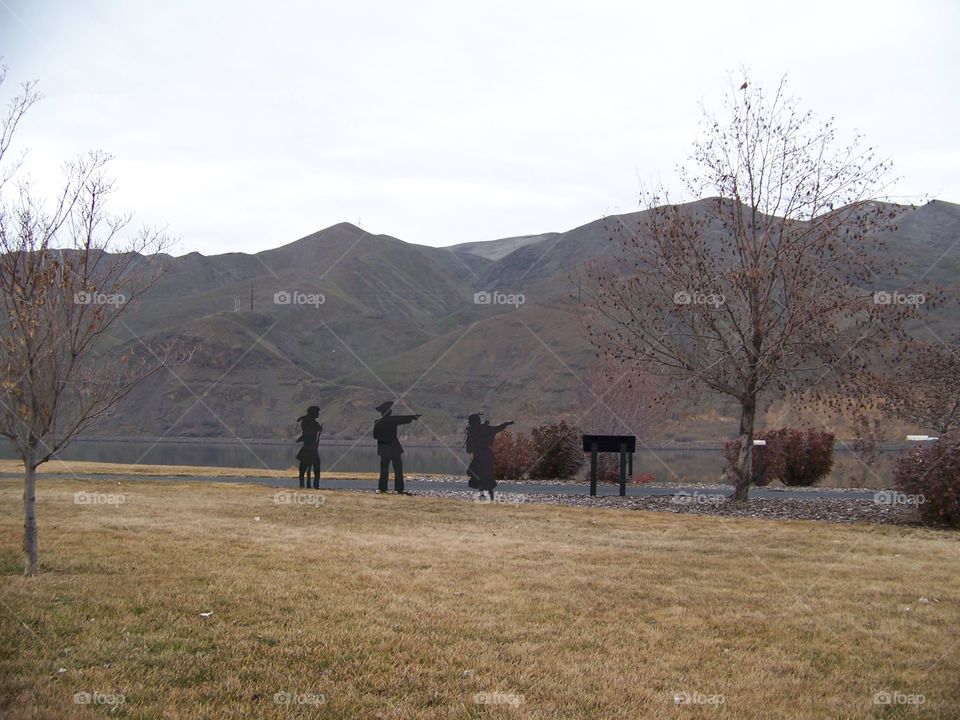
<box><xmin>589</xmin><ymin>439</ymin><xmax>599</xmax><ymax>496</ymax></box>
<box><xmin>581</xmin><ymin>435</ymin><xmax>637</xmax><ymax>497</ymax></box>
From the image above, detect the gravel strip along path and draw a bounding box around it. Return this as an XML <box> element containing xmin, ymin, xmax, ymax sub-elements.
<box><xmin>407</xmin><ymin>488</ymin><xmax>922</xmax><ymax>526</ymax></box>
<box><xmin>13</xmin><ymin>470</ymin><xmax>919</xmax><ymax>526</ymax></box>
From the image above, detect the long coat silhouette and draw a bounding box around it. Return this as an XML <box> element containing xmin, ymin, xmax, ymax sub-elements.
<box><xmin>373</xmin><ymin>401</ymin><xmax>420</xmax><ymax>493</ymax></box>
<box><xmin>296</xmin><ymin>406</ymin><xmax>322</xmax><ymax>489</ymax></box>
<box><xmin>465</xmin><ymin>414</ymin><xmax>513</xmax><ymax>499</ymax></box>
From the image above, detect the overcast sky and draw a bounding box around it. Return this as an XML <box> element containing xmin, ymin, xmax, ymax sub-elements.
<box><xmin>1</xmin><ymin>0</ymin><xmax>957</xmax><ymax>255</ymax></box>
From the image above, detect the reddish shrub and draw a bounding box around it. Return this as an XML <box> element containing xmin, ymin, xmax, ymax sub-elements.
<box><xmin>492</xmin><ymin>431</ymin><xmax>536</xmax><ymax>480</ymax></box>
<box><xmin>894</xmin><ymin>437</ymin><xmax>960</xmax><ymax>528</ymax></box>
<box><xmin>724</xmin><ymin>428</ymin><xmax>835</xmax><ymax>487</ymax></box>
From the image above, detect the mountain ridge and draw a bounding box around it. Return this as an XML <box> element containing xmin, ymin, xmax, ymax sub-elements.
<box><xmin>79</xmin><ymin>198</ymin><xmax>959</xmax><ymax>443</ymax></box>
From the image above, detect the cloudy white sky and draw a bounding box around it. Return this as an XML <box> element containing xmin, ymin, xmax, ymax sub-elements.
<box><xmin>1</xmin><ymin>0</ymin><xmax>957</xmax><ymax>255</ymax></box>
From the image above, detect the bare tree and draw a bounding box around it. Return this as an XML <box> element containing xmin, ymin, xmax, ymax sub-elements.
<box><xmin>0</xmin><ymin>68</ymin><xmax>185</xmax><ymax>574</ymax></box>
<box><xmin>578</xmin><ymin>355</ymin><xmax>668</xmax><ymax>439</ymax></box>
<box><xmin>583</xmin><ymin>75</ymin><xmax>916</xmax><ymax>501</ymax></box>
<box><xmin>576</xmin><ymin>356</ymin><xmax>670</xmax><ymax>482</ymax></box>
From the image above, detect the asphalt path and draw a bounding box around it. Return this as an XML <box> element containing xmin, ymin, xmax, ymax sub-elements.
<box><xmin>8</xmin><ymin>472</ymin><xmax>881</xmax><ymax>500</ymax></box>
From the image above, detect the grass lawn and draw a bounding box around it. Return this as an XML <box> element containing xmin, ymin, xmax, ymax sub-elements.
<box><xmin>0</xmin><ymin>460</ymin><xmax>389</xmax><ymax>481</ymax></box>
<box><xmin>0</xmin><ymin>478</ymin><xmax>958</xmax><ymax>719</ymax></box>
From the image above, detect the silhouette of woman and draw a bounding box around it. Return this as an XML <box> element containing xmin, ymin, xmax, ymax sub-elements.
<box><xmin>296</xmin><ymin>406</ymin><xmax>323</xmax><ymax>489</ymax></box>
<box><xmin>464</xmin><ymin>414</ymin><xmax>513</xmax><ymax>501</ymax></box>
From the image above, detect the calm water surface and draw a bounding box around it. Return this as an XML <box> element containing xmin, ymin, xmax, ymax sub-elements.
<box><xmin>0</xmin><ymin>439</ymin><xmax>900</xmax><ymax>485</ymax></box>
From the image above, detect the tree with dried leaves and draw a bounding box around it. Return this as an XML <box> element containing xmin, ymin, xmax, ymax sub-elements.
<box><xmin>583</xmin><ymin>75</ymin><xmax>916</xmax><ymax>501</ymax></box>
<box><xmin>0</xmin><ymin>68</ymin><xmax>188</xmax><ymax>574</ymax></box>
<box><xmin>874</xmin><ymin>338</ymin><xmax>960</xmax><ymax>437</ymax></box>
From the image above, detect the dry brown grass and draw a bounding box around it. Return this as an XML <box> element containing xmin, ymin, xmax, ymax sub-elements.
<box><xmin>1</xmin><ymin>478</ymin><xmax>958</xmax><ymax>719</ymax></box>
<box><xmin>0</xmin><ymin>459</ymin><xmax>391</xmax><ymax>481</ymax></box>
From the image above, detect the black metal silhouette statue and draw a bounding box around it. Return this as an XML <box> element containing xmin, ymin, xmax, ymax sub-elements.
<box><xmin>296</xmin><ymin>405</ymin><xmax>322</xmax><ymax>489</ymax></box>
<box><xmin>372</xmin><ymin>400</ymin><xmax>420</xmax><ymax>494</ymax></box>
<box><xmin>464</xmin><ymin>413</ymin><xmax>513</xmax><ymax>501</ymax></box>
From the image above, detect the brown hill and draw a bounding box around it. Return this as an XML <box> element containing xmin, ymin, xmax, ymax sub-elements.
<box><xmin>93</xmin><ymin>199</ymin><xmax>959</xmax><ymax>442</ymax></box>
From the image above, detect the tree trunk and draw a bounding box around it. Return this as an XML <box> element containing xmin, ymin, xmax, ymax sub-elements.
<box><xmin>731</xmin><ymin>397</ymin><xmax>757</xmax><ymax>502</ymax></box>
<box><xmin>23</xmin><ymin>458</ymin><xmax>38</xmax><ymax>575</ymax></box>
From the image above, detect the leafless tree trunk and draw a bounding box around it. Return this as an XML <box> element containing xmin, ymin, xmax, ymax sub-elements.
<box><xmin>22</xmin><ymin>454</ymin><xmax>37</xmax><ymax>575</ymax></box>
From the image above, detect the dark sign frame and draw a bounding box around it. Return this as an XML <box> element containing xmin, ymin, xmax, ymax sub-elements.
<box><xmin>582</xmin><ymin>435</ymin><xmax>636</xmax><ymax>497</ymax></box>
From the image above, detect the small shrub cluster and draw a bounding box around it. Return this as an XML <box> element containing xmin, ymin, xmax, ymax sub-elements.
<box><xmin>894</xmin><ymin>436</ymin><xmax>960</xmax><ymax>528</ymax></box>
<box><xmin>529</xmin><ymin>421</ymin><xmax>584</xmax><ymax>480</ymax></box>
<box><xmin>492</xmin><ymin>431</ymin><xmax>536</xmax><ymax>481</ymax></box>
<box><xmin>723</xmin><ymin>428</ymin><xmax>835</xmax><ymax>487</ymax></box>
<box><xmin>492</xmin><ymin>422</ymin><xmax>584</xmax><ymax>480</ymax></box>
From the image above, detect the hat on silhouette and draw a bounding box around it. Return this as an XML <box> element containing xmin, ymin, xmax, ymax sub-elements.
<box><xmin>375</xmin><ymin>400</ymin><xmax>394</xmax><ymax>413</ymax></box>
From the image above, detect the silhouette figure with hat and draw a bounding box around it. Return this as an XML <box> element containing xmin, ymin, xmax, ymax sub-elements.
<box><xmin>372</xmin><ymin>400</ymin><xmax>420</xmax><ymax>494</ymax></box>
<box><xmin>464</xmin><ymin>413</ymin><xmax>513</xmax><ymax>501</ymax></box>
<box><xmin>296</xmin><ymin>405</ymin><xmax>323</xmax><ymax>489</ymax></box>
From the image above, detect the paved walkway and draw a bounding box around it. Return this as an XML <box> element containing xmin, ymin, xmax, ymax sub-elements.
<box><xmin>9</xmin><ymin>472</ymin><xmax>880</xmax><ymax>500</ymax></box>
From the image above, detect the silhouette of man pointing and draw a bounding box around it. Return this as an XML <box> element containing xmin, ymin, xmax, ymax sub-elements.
<box><xmin>373</xmin><ymin>401</ymin><xmax>421</xmax><ymax>494</ymax></box>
